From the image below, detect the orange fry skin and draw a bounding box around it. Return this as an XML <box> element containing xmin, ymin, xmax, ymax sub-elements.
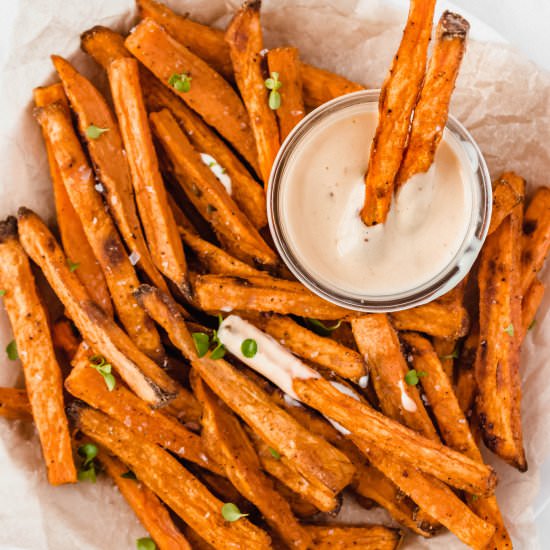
<box><xmin>521</xmin><ymin>278</ymin><xmax>545</xmax><ymax>341</ymax></box>
<box><xmin>397</xmin><ymin>11</ymin><xmax>469</xmax><ymax>186</ymax></box>
<box><xmin>361</xmin><ymin>0</ymin><xmax>436</xmax><ymax>225</ymax></box>
<box><xmin>225</xmin><ymin>1</ymin><xmax>281</xmax><ymax>185</ymax></box>
<box><xmin>0</xmin><ymin>387</ymin><xmax>33</xmax><ymax>421</ymax></box>
<box><xmin>488</xmin><ymin>173</ymin><xmax>525</xmax><ymax>235</ymax></box>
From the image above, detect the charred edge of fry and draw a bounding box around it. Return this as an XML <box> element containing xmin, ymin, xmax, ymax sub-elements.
<box><xmin>440</xmin><ymin>10</ymin><xmax>470</xmax><ymax>38</ymax></box>
<box><xmin>0</xmin><ymin>216</ymin><xmax>18</xmax><ymax>242</ymax></box>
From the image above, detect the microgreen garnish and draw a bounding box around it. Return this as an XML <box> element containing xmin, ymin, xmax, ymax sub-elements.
<box><xmin>404</xmin><ymin>369</ymin><xmax>427</xmax><ymax>386</ymax></box>
<box><xmin>6</xmin><ymin>340</ymin><xmax>18</xmax><ymax>361</ymax></box>
<box><xmin>85</xmin><ymin>124</ymin><xmax>109</xmax><ymax>140</ymax></box>
<box><xmin>221</xmin><ymin>502</ymin><xmax>249</xmax><ymax>522</ymax></box>
<box><xmin>121</xmin><ymin>470</ymin><xmax>137</xmax><ymax>480</ymax></box>
<box><xmin>268</xmin><ymin>447</ymin><xmax>281</xmax><ymax>460</ymax></box>
<box><xmin>471</xmin><ymin>495</ymin><xmax>479</xmax><ymax>501</ymax></box>
<box><xmin>192</xmin><ymin>316</ymin><xmax>226</xmax><ymax>359</ymax></box>
<box><xmin>305</xmin><ymin>318</ymin><xmax>342</xmax><ymax>337</ymax></box>
<box><xmin>265</xmin><ymin>71</ymin><xmax>282</xmax><ymax>110</ymax></box>
<box><xmin>89</xmin><ymin>355</ymin><xmax>116</xmax><ymax>391</ymax></box>
<box><xmin>241</xmin><ymin>338</ymin><xmax>258</xmax><ymax>358</ymax></box>
<box><xmin>0</xmin><ymin>289</ymin><xmax>6</xmax><ymax>296</ymax></box>
<box><xmin>168</xmin><ymin>72</ymin><xmax>192</xmax><ymax>93</ymax></box>
<box><xmin>504</xmin><ymin>323</ymin><xmax>514</xmax><ymax>336</ymax></box>
<box><xmin>136</xmin><ymin>537</ymin><xmax>157</xmax><ymax>550</ymax></box>
<box><xmin>192</xmin><ymin>333</ymin><xmax>210</xmax><ymax>357</ymax></box>
<box><xmin>440</xmin><ymin>348</ymin><xmax>459</xmax><ymax>360</ymax></box>
<box><xmin>209</xmin><ymin>343</ymin><xmax>226</xmax><ymax>360</ymax></box>
<box><xmin>67</xmin><ymin>259</ymin><xmax>80</xmax><ymax>272</ymax></box>
<box><xmin>528</xmin><ymin>319</ymin><xmax>537</xmax><ymax>331</ymax></box>
<box><xmin>77</xmin><ymin>443</ymin><xmax>98</xmax><ymax>483</ymax></box>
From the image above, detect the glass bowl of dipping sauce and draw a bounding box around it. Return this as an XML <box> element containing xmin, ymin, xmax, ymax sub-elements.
<box><xmin>267</xmin><ymin>90</ymin><xmax>492</xmax><ymax>312</ymax></box>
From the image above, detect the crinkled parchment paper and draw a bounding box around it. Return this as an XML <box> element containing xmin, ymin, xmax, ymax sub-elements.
<box><xmin>0</xmin><ymin>1</ymin><xmax>549</xmax><ymax>548</ymax></box>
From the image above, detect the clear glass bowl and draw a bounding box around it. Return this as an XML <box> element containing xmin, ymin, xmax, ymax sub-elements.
<box><xmin>267</xmin><ymin>90</ymin><xmax>492</xmax><ymax>313</ymax></box>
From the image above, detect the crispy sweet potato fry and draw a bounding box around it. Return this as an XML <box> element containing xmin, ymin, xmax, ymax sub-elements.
<box><xmin>389</xmin><ymin>298</ymin><xmax>470</xmax><ymax>339</ymax></box>
<box><xmin>126</xmin><ymin>18</ymin><xmax>260</xmax><ymax>174</ymax></box>
<box><xmin>254</xmin><ymin>314</ymin><xmax>366</xmax><ymax>382</ymax></box>
<box><xmin>488</xmin><ymin>173</ymin><xmax>525</xmax><ymax>235</ymax></box>
<box><xmin>191</xmin><ymin>274</ymin><xmax>349</xmax><ymax>320</ymax></box>
<box><xmin>141</xmin><ymin>74</ymin><xmax>268</xmax><ymax>229</ymax></box>
<box><xmin>403</xmin><ymin>333</ymin><xmax>512</xmax><ymax>548</ymax></box>
<box><xmin>52</xmin><ymin>319</ymin><xmax>81</xmax><ymax>361</ymax></box>
<box><xmin>51</xmin><ymin>55</ymin><xmax>169</xmax><ymax>295</ymax></box>
<box><xmin>108</xmin><ymin>57</ymin><xmax>189</xmax><ymax>293</ymax></box>
<box><xmin>0</xmin><ymin>218</ymin><xmax>76</xmax><ymax>485</ymax></box>
<box><xmin>305</xmin><ymin>525</ymin><xmax>401</xmax><ymax>550</ymax></box>
<box><xmin>299</xmin><ymin>62</ymin><xmax>365</xmax><ymax>109</ymax></box>
<box><xmin>195</xmin><ymin>377</ymin><xmax>311</xmax><ymax>550</ymax></box>
<box><xmin>99</xmin><ymin>451</ymin><xmax>192</xmax><ymax>550</ymax></box>
<box><xmin>521</xmin><ymin>186</ymin><xmax>550</xmax><ymax>294</ymax></box>
<box><xmin>455</xmin><ymin>325</ymin><xmax>478</xmax><ymax>415</ymax></box>
<box><xmin>73</xmin><ymin>406</ymin><xmax>272</xmax><ymax>550</ymax></box>
<box><xmin>351</xmin><ymin>315</ymin><xmax>438</xmax><ymax>439</ymax></box>
<box><xmin>35</xmin><ymin>101</ymin><xmax>164</xmax><ymax>361</ymax></box>
<box><xmin>226</xmin><ymin>1</ymin><xmax>280</xmax><ymax>185</ymax></box>
<box><xmin>476</xmin><ymin>203</ymin><xmax>526</xmax><ymax>470</ymax></box>
<box><xmin>432</xmin><ymin>337</ymin><xmax>457</xmax><ymax>380</ymax></box>
<box><xmin>17</xmin><ymin>209</ymin><xmax>179</xmax><ymax>407</ymax></box>
<box><xmin>266</xmin><ymin>47</ymin><xmax>305</xmax><ymax>141</ymax></box>
<box><xmin>0</xmin><ymin>388</ymin><xmax>32</xmax><ymax>421</ymax></box>
<box><xmin>136</xmin><ymin>0</ymin><xmax>233</xmax><ymax>81</ymax></box>
<box><xmin>150</xmin><ymin>109</ymin><xmax>277</xmax><ymax>268</ymax></box>
<box><xmin>521</xmin><ymin>278</ymin><xmax>545</xmax><ymax>341</ymax></box>
<box><xmin>361</xmin><ymin>0</ymin><xmax>436</xmax><ymax>225</ymax></box>
<box><xmin>66</xmin><ymin>346</ymin><xmax>211</xmax><ymax>472</ymax></box>
<box><xmin>397</xmin><ymin>12</ymin><xmax>469</xmax><ymax>185</ymax></box>
<box><xmin>33</xmin><ymin>84</ymin><xmax>113</xmax><ymax>316</ymax></box>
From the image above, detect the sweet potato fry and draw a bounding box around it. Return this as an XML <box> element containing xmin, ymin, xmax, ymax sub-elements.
<box><xmin>52</xmin><ymin>318</ymin><xmax>81</xmax><ymax>361</ymax></box>
<box><xmin>0</xmin><ymin>388</ymin><xmax>32</xmax><ymax>421</ymax></box>
<box><xmin>476</xmin><ymin>202</ymin><xmax>526</xmax><ymax>470</ymax></box>
<box><xmin>521</xmin><ymin>186</ymin><xmax>550</xmax><ymax>294</ymax></box>
<box><xmin>141</xmin><ymin>73</ymin><xmax>267</xmax><ymax>229</ymax></box>
<box><xmin>300</xmin><ymin>62</ymin><xmax>365</xmax><ymax>109</ymax></box>
<box><xmin>397</xmin><ymin>12</ymin><xmax>469</xmax><ymax>185</ymax></box>
<box><xmin>402</xmin><ymin>333</ymin><xmax>512</xmax><ymax>548</ymax></box>
<box><xmin>305</xmin><ymin>525</ymin><xmax>401</xmax><ymax>550</ymax></box>
<box><xmin>126</xmin><ymin>19</ymin><xmax>260</xmax><ymax>174</ymax></box>
<box><xmin>66</xmin><ymin>346</ymin><xmax>212</xmax><ymax>472</ymax></box>
<box><xmin>521</xmin><ymin>278</ymin><xmax>545</xmax><ymax>341</ymax></box>
<box><xmin>361</xmin><ymin>0</ymin><xmax>436</xmax><ymax>225</ymax></box>
<box><xmin>195</xmin><ymin>377</ymin><xmax>311</xmax><ymax>550</ymax></box>
<box><xmin>226</xmin><ymin>1</ymin><xmax>280</xmax><ymax>185</ymax></box>
<box><xmin>34</xmin><ymin>101</ymin><xmax>164</xmax><ymax>361</ymax></box>
<box><xmin>179</xmin><ymin>227</ymin><xmax>264</xmax><ymax>278</ymax></box>
<box><xmin>17</xmin><ymin>209</ymin><xmax>179</xmax><ymax>407</ymax></box>
<box><xmin>150</xmin><ymin>109</ymin><xmax>277</xmax><ymax>268</ymax></box>
<box><xmin>254</xmin><ymin>314</ymin><xmax>366</xmax><ymax>382</ymax></box>
<box><xmin>455</xmin><ymin>325</ymin><xmax>478</xmax><ymax>415</ymax></box>
<box><xmin>351</xmin><ymin>315</ymin><xmax>438</xmax><ymax>439</ymax></box>
<box><xmin>488</xmin><ymin>173</ymin><xmax>525</xmax><ymax>235</ymax></box>
<box><xmin>389</xmin><ymin>298</ymin><xmax>470</xmax><ymax>339</ymax></box>
<box><xmin>191</xmin><ymin>274</ymin><xmax>349</xmax><ymax>320</ymax></box>
<box><xmin>0</xmin><ymin>218</ymin><xmax>76</xmax><ymax>485</ymax></box>
<box><xmin>81</xmin><ymin>25</ymin><xmax>130</xmax><ymax>66</ymax></box>
<box><xmin>33</xmin><ymin>84</ymin><xmax>113</xmax><ymax>316</ymax></box>
<box><xmin>51</xmin><ymin>55</ymin><xmax>169</xmax><ymax>295</ymax></box>
<box><xmin>266</xmin><ymin>47</ymin><xmax>305</xmax><ymax>141</ymax></box>
<box><xmin>136</xmin><ymin>0</ymin><xmax>233</xmax><ymax>81</ymax></box>
<box><xmin>108</xmin><ymin>57</ymin><xmax>189</xmax><ymax>293</ymax></box>
<box><xmin>432</xmin><ymin>337</ymin><xmax>457</xmax><ymax>380</ymax></box>
<box><xmin>99</xmin><ymin>451</ymin><xmax>192</xmax><ymax>550</ymax></box>
<box><xmin>73</xmin><ymin>406</ymin><xmax>272</xmax><ymax>550</ymax></box>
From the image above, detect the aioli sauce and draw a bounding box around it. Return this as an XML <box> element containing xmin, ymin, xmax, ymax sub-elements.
<box><xmin>279</xmin><ymin>103</ymin><xmax>473</xmax><ymax>296</ymax></box>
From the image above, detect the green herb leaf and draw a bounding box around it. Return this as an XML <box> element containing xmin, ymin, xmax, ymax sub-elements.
<box><xmin>121</xmin><ymin>470</ymin><xmax>137</xmax><ymax>480</ymax></box>
<box><xmin>78</xmin><ymin>443</ymin><xmax>98</xmax><ymax>467</ymax></box>
<box><xmin>210</xmin><ymin>342</ymin><xmax>226</xmax><ymax>360</ymax></box>
<box><xmin>305</xmin><ymin>318</ymin><xmax>342</xmax><ymax>337</ymax></box>
<box><xmin>104</xmin><ymin>373</ymin><xmax>116</xmax><ymax>392</ymax></box>
<box><xmin>471</xmin><ymin>495</ymin><xmax>479</xmax><ymax>501</ymax></box>
<box><xmin>221</xmin><ymin>502</ymin><xmax>249</xmax><ymax>522</ymax></box>
<box><xmin>168</xmin><ymin>73</ymin><xmax>192</xmax><ymax>93</ymax></box>
<box><xmin>192</xmin><ymin>332</ymin><xmax>210</xmax><ymax>357</ymax></box>
<box><xmin>67</xmin><ymin>259</ymin><xmax>80</xmax><ymax>272</ymax></box>
<box><xmin>0</xmin><ymin>289</ymin><xmax>6</xmax><ymax>296</ymax></box>
<box><xmin>241</xmin><ymin>338</ymin><xmax>258</xmax><ymax>358</ymax></box>
<box><xmin>528</xmin><ymin>319</ymin><xmax>537</xmax><ymax>331</ymax></box>
<box><xmin>404</xmin><ymin>369</ymin><xmax>427</xmax><ymax>386</ymax></box>
<box><xmin>89</xmin><ymin>356</ymin><xmax>116</xmax><ymax>391</ymax></box>
<box><xmin>504</xmin><ymin>323</ymin><xmax>514</xmax><ymax>336</ymax></box>
<box><xmin>6</xmin><ymin>340</ymin><xmax>18</xmax><ymax>361</ymax></box>
<box><xmin>268</xmin><ymin>91</ymin><xmax>281</xmax><ymax>110</ymax></box>
<box><xmin>77</xmin><ymin>465</ymin><xmax>97</xmax><ymax>483</ymax></box>
<box><xmin>268</xmin><ymin>447</ymin><xmax>281</xmax><ymax>460</ymax></box>
<box><xmin>136</xmin><ymin>537</ymin><xmax>157</xmax><ymax>550</ymax></box>
<box><xmin>85</xmin><ymin>124</ymin><xmax>109</xmax><ymax>140</ymax></box>
<box><xmin>440</xmin><ymin>349</ymin><xmax>459</xmax><ymax>360</ymax></box>
<box><xmin>265</xmin><ymin>72</ymin><xmax>282</xmax><ymax>110</ymax></box>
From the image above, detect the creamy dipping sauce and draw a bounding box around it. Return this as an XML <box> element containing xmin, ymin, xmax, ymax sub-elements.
<box><xmin>279</xmin><ymin>103</ymin><xmax>473</xmax><ymax>296</ymax></box>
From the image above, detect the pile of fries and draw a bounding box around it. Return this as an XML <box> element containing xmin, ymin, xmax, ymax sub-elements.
<box><xmin>0</xmin><ymin>0</ymin><xmax>549</xmax><ymax>548</ymax></box>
